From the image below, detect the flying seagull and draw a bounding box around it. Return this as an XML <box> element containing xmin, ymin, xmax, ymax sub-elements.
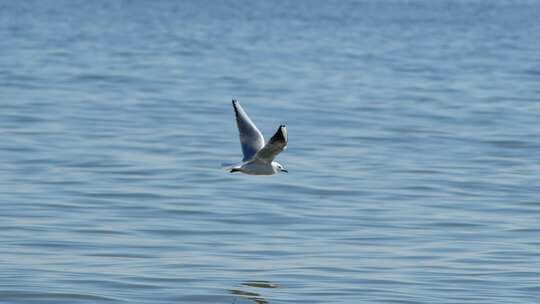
<box><xmin>224</xmin><ymin>99</ymin><xmax>288</xmax><ymax>175</ymax></box>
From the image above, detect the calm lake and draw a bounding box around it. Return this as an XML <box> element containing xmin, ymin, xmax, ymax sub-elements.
<box><xmin>1</xmin><ymin>1</ymin><xmax>540</xmax><ymax>303</ymax></box>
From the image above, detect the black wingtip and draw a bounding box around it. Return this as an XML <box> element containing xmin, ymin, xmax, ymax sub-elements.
<box><xmin>271</xmin><ymin>125</ymin><xmax>287</xmax><ymax>143</ymax></box>
<box><xmin>232</xmin><ymin>99</ymin><xmax>239</xmax><ymax>115</ymax></box>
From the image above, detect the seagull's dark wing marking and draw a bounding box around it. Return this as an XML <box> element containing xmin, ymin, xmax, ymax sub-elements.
<box><xmin>232</xmin><ymin>99</ymin><xmax>265</xmax><ymax>162</ymax></box>
<box><xmin>254</xmin><ymin>125</ymin><xmax>287</xmax><ymax>163</ymax></box>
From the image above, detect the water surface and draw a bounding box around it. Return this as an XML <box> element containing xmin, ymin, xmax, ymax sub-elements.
<box><xmin>1</xmin><ymin>1</ymin><xmax>540</xmax><ymax>303</ymax></box>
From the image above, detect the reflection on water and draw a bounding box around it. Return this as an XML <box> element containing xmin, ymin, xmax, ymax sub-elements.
<box><xmin>230</xmin><ymin>281</ymin><xmax>278</xmax><ymax>304</ymax></box>
<box><xmin>241</xmin><ymin>281</ymin><xmax>279</xmax><ymax>289</ymax></box>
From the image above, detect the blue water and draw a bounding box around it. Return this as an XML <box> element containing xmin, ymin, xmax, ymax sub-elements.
<box><xmin>1</xmin><ymin>1</ymin><xmax>540</xmax><ymax>303</ymax></box>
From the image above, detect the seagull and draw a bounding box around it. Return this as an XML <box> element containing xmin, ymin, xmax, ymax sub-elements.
<box><xmin>223</xmin><ymin>99</ymin><xmax>288</xmax><ymax>175</ymax></box>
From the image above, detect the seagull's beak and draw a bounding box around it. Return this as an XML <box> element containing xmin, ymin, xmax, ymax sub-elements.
<box><xmin>282</xmin><ymin>169</ymin><xmax>288</xmax><ymax>173</ymax></box>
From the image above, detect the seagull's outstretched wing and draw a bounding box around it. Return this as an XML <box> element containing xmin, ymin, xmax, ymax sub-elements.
<box><xmin>232</xmin><ymin>99</ymin><xmax>265</xmax><ymax>161</ymax></box>
<box><xmin>254</xmin><ymin>125</ymin><xmax>287</xmax><ymax>163</ymax></box>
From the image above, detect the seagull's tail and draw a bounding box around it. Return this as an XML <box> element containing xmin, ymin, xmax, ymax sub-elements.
<box><xmin>221</xmin><ymin>162</ymin><xmax>238</xmax><ymax>171</ymax></box>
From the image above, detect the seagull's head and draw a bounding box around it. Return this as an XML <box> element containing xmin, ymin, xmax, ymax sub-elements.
<box><xmin>273</xmin><ymin>162</ymin><xmax>288</xmax><ymax>173</ymax></box>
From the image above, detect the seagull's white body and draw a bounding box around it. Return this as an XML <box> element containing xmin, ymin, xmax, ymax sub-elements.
<box><xmin>237</xmin><ymin>161</ymin><xmax>281</xmax><ymax>175</ymax></box>
<box><xmin>225</xmin><ymin>99</ymin><xmax>288</xmax><ymax>176</ymax></box>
